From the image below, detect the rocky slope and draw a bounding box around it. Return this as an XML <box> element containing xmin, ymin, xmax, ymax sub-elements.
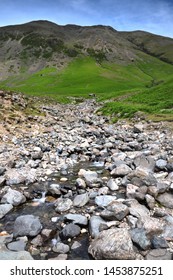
<box><xmin>0</xmin><ymin>90</ymin><xmax>173</xmax><ymax>260</ymax></box>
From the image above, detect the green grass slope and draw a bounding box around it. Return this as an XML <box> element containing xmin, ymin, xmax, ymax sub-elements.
<box><xmin>0</xmin><ymin>55</ymin><xmax>173</xmax><ymax>120</ymax></box>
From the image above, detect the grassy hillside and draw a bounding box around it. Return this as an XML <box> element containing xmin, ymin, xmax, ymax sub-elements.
<box><xmin>0</xmin><ymin>54</ymin><xmax>173</xmax><ymax>119</ymax></box>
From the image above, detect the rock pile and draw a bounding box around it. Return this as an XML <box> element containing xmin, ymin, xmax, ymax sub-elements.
<box><xmin>0</xmin><ymin>90</ymin><xmax>173</xmax><ymax>260</ymax></box>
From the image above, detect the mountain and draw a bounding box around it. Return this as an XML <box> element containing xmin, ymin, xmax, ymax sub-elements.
<box><xmin>0</xmin><ymin>20</ymin><xmax>173</xmax><ymax>80</ymax></box>
<box><xmin>0</xmin><ymin>20</ymin><xmax>173</xmax><ymax>120</ymax></box>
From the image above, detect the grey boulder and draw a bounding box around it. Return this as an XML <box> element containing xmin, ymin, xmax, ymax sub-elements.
<box><xmin>13</xmin><ymin>215</ymin><xmax>42</xmax><ymax>237</ymax></box>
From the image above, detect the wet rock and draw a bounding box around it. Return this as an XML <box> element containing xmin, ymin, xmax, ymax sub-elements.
<box><xmin>130</xmin><ymin>228</ymin><xmax>151</xmax><ymax>250</ymax></box>
<box><xmin>60</xmin><ymin>224</ymin><xmax>81</xmax><ymax>240</ymax></box>
<box><xmin>52</xmin><ymin>242</ymin><xmax>70</xmax><ymax>253</ymax></box>
<box><xmin>156</xmin><ymin>193</ymin><xmax>173</xmax><ymax>209</ymax></box>
<box><xmin>48</xmin><ymin>184</ymin><xmax>61</xmax><ymax>196</ymax></box>
<box><xmin>88</xmin><ymin>228</ymin><xmax>136</xmax><ymax>260</ymax></box>
<box><xmin>13</xmin><ymin>215</ymin><xmax>42</xmax><ymax>237</ymax></box>
<box><xmin>1</xmin><ymin>188</ymin><xmax>26</xmax><ymax>206</ymax></box>
<box><xmin>95</xmin><ymin>195</ymin><xmax>116</xmax><ymax>207</ymax></box>
<box><xmin>55</xmin><ymin>198</ymin><xmax>73</xmax><ymax>213</ymax></box>
<box><xmin>64</xmin><ymin>214</ymin><xmax>88</xmax><ymax>226</ymax></box>
<box><xmin>145</xmin><ymin>249</ymin><xmax>172</xmax><ymax>260</ymax></box>
<box><xmin>73</xmin><ymin>193</ymin><xmax>89</xmax><ymax>207</ymax></box>
<box><xmin>0</xmin><ymin>203</ymin><xmax>13</xmax><ymax>219</ymax></box>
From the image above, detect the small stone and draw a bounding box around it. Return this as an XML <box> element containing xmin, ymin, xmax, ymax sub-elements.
<box><xmin>156</xmin><ymin>193</ymin><xmax>173</xmax><ymax>209</ymax></box>
<box><xmin>60</xmin><ymin>224</ymin><xmax>81</xmax><ymax>240</ymax></box>
<box><xmin>130</xmin><ymin>228</ymin><xmax>151</xmax><ymax>250</ymax></box>
<box><xmin>76</xmin><ymin>178</ymin><xmax>86</xmax><ymax>189</ymax></box>
<box><xmin>55</xmin><ymin>198</ymin><xmax>73</xmax><ymax>213</ymax></box>
<box><xmin>95</xmin><ymin>195</ymin><xmax>116</xmax><ymax>207</ymax></box>
<box><xmin>71</xmin><ymin>241</ymin><xmax>81</xmax><ymax>250</ymax></box>
<box><xmin>31</xmin><ymin>235</ymin><xmax>43</xmax><ymax>246</ymax></box>
<box><xmin>98</xmin><ymin>187</ymin><xmax>109</xmax><ymax>195</ymax></box>
<box><xmin>0</xmin><ymin>176</ymin><xmax>6</xmax><ymax>187</ymax></box>
<box><xmin>73</xmin><ymin>193</ymin><xmax>89</xmax><ymax>207</ymax></box>
<box><xmin>151</xmin><ymin>236</ymin><xmax>168</xmax><ymax>249</ymax></box>
<box><xmin>89</xmin><ymin>216</ymin><xmax>107</xmax><ymax>238</ymax></box>
<box><xmin>106</xmin><ymin>201</ymin><xmax>129</xmax><ymax>221</ymax></box>
<box><xmin>0</xmin><ymin>204</ymin><xmax>13</xmax><ymax>219</ymax></box>
<box><xmin>64</xmin><ymin>214</ymin><xmax>88</xmax><ymax>226</ymax></box>
<box><xmin>1</xmin><ymin>188</ymin><xmax>26</xmax><ymax>206</ymax></box>
<box><xmin>48</xmin><ymin>254</ymin><xmax>68</xmax><ymax>260</ymax></box>
<box><xmin>145</xmin><ymin>249</ymin><xmax>172</xmax><ymax>260</ymax></box>
<box><xmin>0</xmin><ymin>167</ymin><xmax>6</xmax><ymax>176</ymax></box>
<box><xmin>111</xmin><ymin>164</ymin><xmax>132</xmax><ymax>177</ymax></box>
<box><xmin>133</xmin><ymin>124</ymin><xmax>144</xmax><ymax>133</ymax></box>
<box><xmin>107</xmin><ymin>178</ymin><xmax>119</xmax><ymax>191</ymax></box>
<box><xmin>145</xmin><ymin>194</ymin><xmax>155</xmax><ymax>209</ymax></box>
<box><xmin>51</xmin><ymin>217</ymin><xmax>59</xmax><ymax>223</ymax></box>
<box><xmin>48</xmin><ymin>184</ymin><xmax>61</xmax><ymax>195</ymax></box>
<box><xmin>60</xmin><ymin>177</ymin><xmax>68</xmax><ymax>182</ymax></box>
<box><xmin>155</xmin><ymin>159</ymin><xmax>167</xmax><ymax>170</ymax></box>
<box><xmin>7</xmin><ymin>239</ymin><xmax>26</xmax><ymax>251</ymax></box>
<box><xmin>53</xmin><ymin>242</ymin><xmax>70</xmax><ymax>253</ymax></box>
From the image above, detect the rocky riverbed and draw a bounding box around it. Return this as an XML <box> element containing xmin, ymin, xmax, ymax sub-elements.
<box><xmin>0</xmin><ymin>90</ymin><xmax>173</xmax><ymax>260</ymax></box>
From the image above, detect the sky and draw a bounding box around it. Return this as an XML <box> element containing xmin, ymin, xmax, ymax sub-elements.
<box><xmin>0</xmin><ymin>0</ymin><xmax>173</xmax><ymax>38</ymax></box>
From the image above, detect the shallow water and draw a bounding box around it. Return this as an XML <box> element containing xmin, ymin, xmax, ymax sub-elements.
<box><xmin>0</xmin><ymin>161</ymin><xmax>109</xmax><ymax>259</ymax></box>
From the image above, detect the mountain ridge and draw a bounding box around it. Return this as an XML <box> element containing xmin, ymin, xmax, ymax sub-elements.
<box><xmin>0</xmin><ymin>19</ymin><xmax>173</xmax><ymax>81</ymax></box>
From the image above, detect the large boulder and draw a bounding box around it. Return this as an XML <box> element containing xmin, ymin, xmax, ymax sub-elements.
<box><xmin>88</xmin><ymin>228</ymin><xmax>136</xmax><ymax>260</ymax></box>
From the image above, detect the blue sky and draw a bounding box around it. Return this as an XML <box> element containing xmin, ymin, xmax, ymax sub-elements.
<box><xmin>0</xmin><ymin>0</ymin><xmax>173</xmax><ymax>38</ymax></box>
